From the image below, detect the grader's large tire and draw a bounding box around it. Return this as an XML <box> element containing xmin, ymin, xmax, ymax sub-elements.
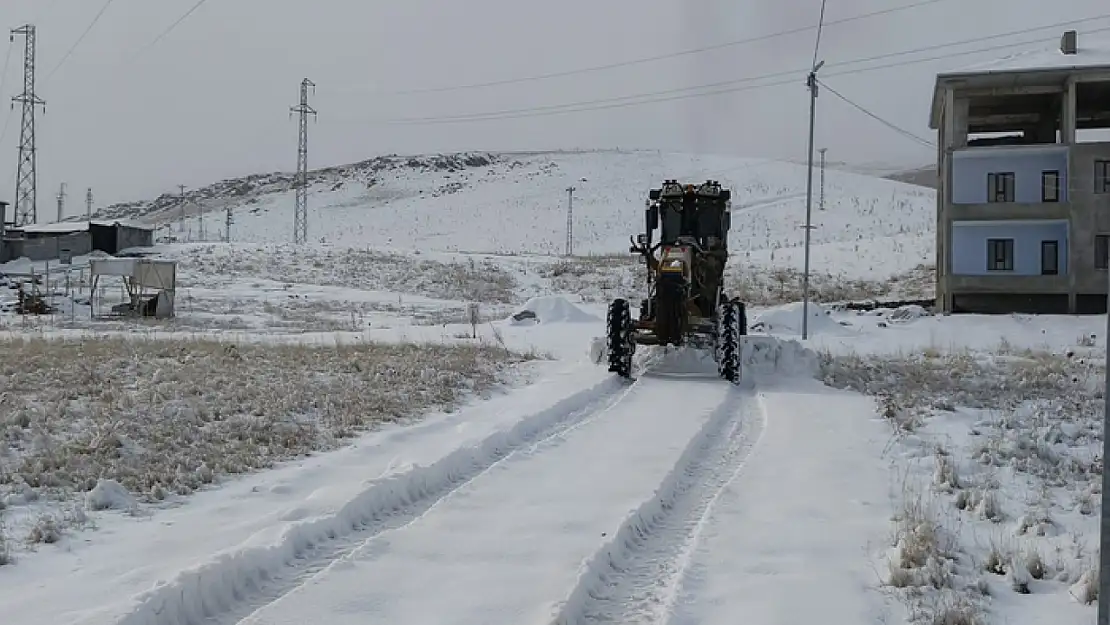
<box><xmin>654</xmin><ymin>280</ymin><xmax>686</xmax><ymax>346</ymax></box>
<box><xmin>716</xmin><ymin>301</ymin><xmax>742</xmax><ymax>384</ymax></box>
<box><xmin>606</xmin><ymin>298</ymin><xmax>634</xmax><ymax>378</ymax></box>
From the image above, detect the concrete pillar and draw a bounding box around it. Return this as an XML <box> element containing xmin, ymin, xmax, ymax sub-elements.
<box><xmin>951</xmin><ymin>97</ymin><xmax>970</xmax><ymax>148</ymax></box>
<box><xmin>1062</xmin><ymin>77</ymin><xmax>1077</xmax><ymax>143</ymax></box>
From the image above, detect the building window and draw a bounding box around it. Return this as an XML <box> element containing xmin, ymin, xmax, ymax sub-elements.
<box><xmin>1042</xmin><ymin>170</ymin><xmax>1060</xmax><ymax>202</ymax></box>
<box><xmin>987</xmin><ymin>238</ymin><xmax>1014</xmax><ymax>271</ymax></box>
<box><xmin>1041</xmin><ymin>240</ymin><xmax>1059</xmax><ymax>275</ymax></box>
<box><xmin>987</xmin><ymin>172</ymin><xmax>1015</xmax><ymax>202</ymax></box>
<box><xmin>1097</xmin><ymin>160</ymin><xmax>1110</xmax><ymax>194</ymax></box>
<box><xmin>1098</xmin><ymin>235</ymin><xmax>1110</xmax><ymax>270</ymax></box>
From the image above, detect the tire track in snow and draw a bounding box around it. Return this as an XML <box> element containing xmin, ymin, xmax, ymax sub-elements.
<box><xmin>550</xmin><ymin>386</ymin><xmax>767</xmax><ymax>625</ymax></box>
<box><xmin>113</xmin><ymin>375</ymin><xmax>643</xmax><ymax>625</ymax></box>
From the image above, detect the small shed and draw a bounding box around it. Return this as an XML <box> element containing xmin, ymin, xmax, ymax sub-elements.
<box><xmin>89</xmin><ymin>257</ymin><xmax>177</xmax><ymax>318</ymax></box>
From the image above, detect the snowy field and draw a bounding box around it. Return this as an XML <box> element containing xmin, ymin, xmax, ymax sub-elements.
<box><xmin>0</xmin><ymin>149</ymin><xmax>1100</xmax><ymax>625</ymax></box>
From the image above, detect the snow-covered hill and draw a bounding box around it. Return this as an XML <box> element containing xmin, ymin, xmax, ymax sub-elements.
<box><xmin>88</xmin><ymin>149</ymin><xmax>936</xmax><ymax>282</ymax></box>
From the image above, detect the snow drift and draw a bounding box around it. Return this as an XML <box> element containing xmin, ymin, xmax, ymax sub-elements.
<box><xmin>511</xmin><ymin>296</ymin><xmax>598</xmax><ymax>325</ymax></box>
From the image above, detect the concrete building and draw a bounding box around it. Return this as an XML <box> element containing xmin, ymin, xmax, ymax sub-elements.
<box><xmin>0</xmin><ymin>220</ymin><xmax>154</xmax><ymax>263</ymax></box>
<box><xmin>930</xmin><ymin>30</ymin><xmax>1110</xmax><ymax>314</ymax></box>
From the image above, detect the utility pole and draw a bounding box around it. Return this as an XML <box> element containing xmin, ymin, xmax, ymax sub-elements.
<box><xmin>565</xmin><ymin>186</ymin><xmax>575</xmax><ymax>256</ymax></box>
<box><xmin>85</xmin><ymin>188</ymin><xmax>93</xmax><ymax>221</ymax></box>
<box><xmin>11</xmin><ymin>25</ymin><xmax>45</xmax><ymax>226</ymax></box>
<box><xmin>1103</xmin><ymin>263</ymin><xmax>1110</xmax><ymax>625</ymax></box>
<box><xmin>819</xmin><ymin>148</ymin><xmax>827</xmax><ymax>211</ymax></box>
<box><xmin>177</xmin><ymin>184</ymin><xmax>189</xmax><ymax>240</ymax></box>
<box><xmin>55</xmin><ymin>182</ymin><xmax>65</xmax><ymax>222</ymax></box>
<box><xmin>801</xmin><ymin>60</ymin><xmax>823</xmax><ymax>341</ymax></box>
<box><xmin>290</xmin><ymin>78</ymin><xmax>316</xmax><ymax>245</ymax></box>
<box><xmin>225</xmin><ymin>203</ymin><xmax>233</xmax><ymax>242</ymax></box>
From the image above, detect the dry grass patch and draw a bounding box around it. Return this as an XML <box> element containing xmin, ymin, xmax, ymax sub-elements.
<box><xmin>0</xmin><ymin>336</ymin><xmax>530</xmax><ymax>509</ymax></box>
<box><xmin>175</xmin><ymin>245</ymin><xmax>519</xmax><ymax>304</ymax></box>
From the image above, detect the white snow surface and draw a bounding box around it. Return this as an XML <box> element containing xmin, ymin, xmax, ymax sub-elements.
<box><xmin>120</xmin><ymin>149</ymin><xmax>935</xmax><ymax>282</ymax></box>
<box><xmin>513</xmin><ymin>295</ymin><xmax>598</xmax><ymax>323</ymax></box>
<box><xmin>4</xmin><ymin>150</ymin><xmax>1104</xmax><ymax>625</ymax></box>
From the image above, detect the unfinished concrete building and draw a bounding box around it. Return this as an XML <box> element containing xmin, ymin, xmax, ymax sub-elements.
<box><xmin>930</xmin><ymin>30</ymin><xmax>1110</xmax><ymax>314</ymax></box>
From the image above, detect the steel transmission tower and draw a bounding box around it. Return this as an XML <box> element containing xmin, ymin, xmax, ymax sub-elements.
<box><xmin>11</xmin><ymin>25</ymin><xmax>45</xmax><ymax>226</ymax></box>
<box><xmin>290</xmin><ymin>78</ymin><xmax>316</xmax><ymax>245</ymax></box>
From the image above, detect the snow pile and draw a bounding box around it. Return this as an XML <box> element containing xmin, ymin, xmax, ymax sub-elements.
<box><xmin>750</xmin><ymin>302</ymin><xmax>842</xmax><ymax>335</ymax></box>
<box><xmin>886</xmin><ymin>304</ymin><xmax>931</xmax><ymax>323</ymax></box>
<box><xmin>588</xmin><ymin>336</ymin><xmax>606</xmax><ymax>363</ymax></box>
<box><xmin>512</xmin><ymin>296</ymin><xmax>598</xmax><ymax>324</ymax></box>
<box><xmin>742</xmin><ymin>336</ymin><xmax>820</xmax><ymax>378</ymax></box>
<box><xmin>85</xmin><ymin>479</ymin><xmax>138</xmax><ymax>512</ymax></box>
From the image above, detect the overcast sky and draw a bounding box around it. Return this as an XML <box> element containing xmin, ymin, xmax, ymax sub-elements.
<box><xmin>0</xmin><ymin>0</ymin><xmax>1105</xmax><ymax>212</ymax></box>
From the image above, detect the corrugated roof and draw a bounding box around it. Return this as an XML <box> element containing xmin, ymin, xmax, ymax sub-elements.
<box><xmin>16</xmin><ymin>220</ymin><xmax>155</xmax><ymax>234</ymax></box>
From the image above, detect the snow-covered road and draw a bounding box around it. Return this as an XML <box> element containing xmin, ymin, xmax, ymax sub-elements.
<box><xmin>238</xmin><ymin>375</ymin><xmax>755</xmax><ymax>625</ymax></box>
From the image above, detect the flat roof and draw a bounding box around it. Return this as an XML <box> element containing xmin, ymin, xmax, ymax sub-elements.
<box><xmin>930</xmin><ymin>35</ymin><xmax>1110</xmax><ymax>129</ymax></box>
<box><xmin>942</xmin><ymin>37</ymin><xmax>1110</xmax><ymax>76</ymax></box>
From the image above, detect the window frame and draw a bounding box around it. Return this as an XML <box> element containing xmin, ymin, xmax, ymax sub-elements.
<box><xmin>1040</xmin><ymin>240</ymin><xmax>1059</xmax><ymax>275</ymax></box>
<box><xmin>987</xmin><ymin>172</ymin><xmax>1016</xmax><ymax>203</ymax></box>
<box><xmin>987</xmin><ymin>238</ymin><xmax>1014</xmax><ymax>271</ymax></box>
<box><xmin>1041</xmin><ymin>170</ymin><xmax>1060</xmax><ymax>202</ymax></box>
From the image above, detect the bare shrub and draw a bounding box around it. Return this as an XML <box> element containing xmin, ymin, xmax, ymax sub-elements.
<box><xmin>173</xmin><ymin>245</ymin><xmax>519</xmax><ymax>304</ymax></box>
<box><xmin>0</xmin><ymin>336</ymin><xmax>529</xmax><ymax>509</ymax></box>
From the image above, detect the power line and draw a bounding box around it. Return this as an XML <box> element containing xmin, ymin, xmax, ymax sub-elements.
<box><xmin>132</xmin><ymin>0</ymin><xmax>212</xmax><ymax>58</ymax></box>
<box><xmin>372</xmin><ymin>18</ymin><xmax>1110</xmax><ymax>126</ymax></box>
<box><xmin>381</xmin><ymin>0</ymin><xmax>953</xmax><ymax>95</ymax></box>
<box><xmin>818</xmin><ymin>79</ymin><xmax>936</xmax><ymax>148</ymax></box>
<box><xmin>46</xmin><ymin>0</ymin><xmax>116</xmax><ymax>80</ymax></box>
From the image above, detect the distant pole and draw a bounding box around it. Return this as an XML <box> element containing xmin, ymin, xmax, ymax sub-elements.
<box><xmin>85</xmin><ymin>187</ymin><xmax>92</xmax><ymax>221</ymax></box>
<box><xmin>290</xmin><ymin>78</ymin><xmax>316</xmax><ymax>245</ymax></box>
<box><xmin>819</xmin><ymin>148</ymin><xmax>827</xmax><ymax>211</ymax></box>
<box><xmin>178</xmin><ymin>184</ymin><xmax>188</xmax><ymax>240</ymax></box>
<box><xmin>801</xmin><ymin>61</ymin><xmax>823</xmax><ymax>341</ymax></box>
<box><xmin>225</xmin><ymin>203</ymin><xmax>232</xmax><ymax>242</ymax></box>
<box><xmin>55</xmin><ymin>182</ymin><xmax>65</xmax><ymax>222</ymax></box>
<box><xmin>565</xmin><ymin>186</ymin><xmax>575</xmax><ymax>256</ymax></box>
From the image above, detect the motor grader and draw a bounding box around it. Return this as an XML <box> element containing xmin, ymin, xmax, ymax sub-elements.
<box><xmin>605</xmin><ymin>179</ymin><xmax>747</xmax><ymax>383</ymax></box>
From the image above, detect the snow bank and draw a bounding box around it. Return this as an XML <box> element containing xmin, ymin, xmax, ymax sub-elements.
<box><xmin>511</xmin><ymin>296</ymin><xmax>598</xmax><ymax>324</ymax></box>
<box><xmin>750</xmin><ymin>302</ymin><xmax>842</xmax><ymax>335</ymax></box>
<box><xmin>619</xmin><ymin>336</ymin><xmax>819</xmax><ymax>380</ymax></box>
<box><xmin>112</xmin><ymin>376</ymin><xmax>629</xmax><ymax>625</ymax></box>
